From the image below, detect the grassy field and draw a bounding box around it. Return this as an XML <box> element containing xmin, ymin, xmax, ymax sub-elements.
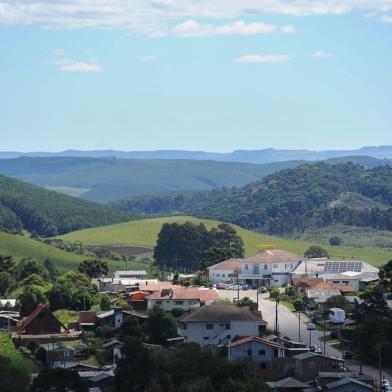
<box><xmin>0</xmin><ymin>231</ymin><xmax>143</xmax><ymax>273</ymax></box>
<box><xmin>295</xmin><ymin>225</ymin><xmax>392</xmax><ymax>249</ymax></box>
<box><xmin>0</xmin><ymin>332</ymin><xmax>38</xmax><ymax>373</ymax></box>
<box><xmin>59</xmin><ymin>216</ymin><xmax>392</xmax><ymax>266</ymax></box>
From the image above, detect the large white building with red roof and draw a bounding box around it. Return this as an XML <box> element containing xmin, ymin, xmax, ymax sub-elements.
<box><xmin>207</xmin><ymin>259</ymin><xmax>241</xmax><ymax>284</ymax></box>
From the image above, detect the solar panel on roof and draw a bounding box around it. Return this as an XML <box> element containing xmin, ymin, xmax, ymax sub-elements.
<box><xmin>324</xmin><ymin>261</ymin><xmax>362</xmax><ymax>273</ymax></box>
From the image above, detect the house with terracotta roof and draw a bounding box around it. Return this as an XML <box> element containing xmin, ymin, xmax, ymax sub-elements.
<box><xmin>177</xmin><ymin>303</ymin><xmax>267</xmax><ymax>347</ymax></box>
<box><xmin>207</xmin><ymin>258</ymin><xmax>241</xmax><ymax>284</ymax></box>
<box><xmin>145</xmin><ymin>287</ymin><xmax>218</xmax><ymax>312</ymax></box>
<box><xmin>293</xmin><ymin>278</ymin><xmax>325</xmax><ymax>296</ymax></box>
<box><xmin>239</xmin><ymin>248</ymin><xmax>303</xmax><ymax>288</ymax></box>
<box><xmin>15</xmin><ymin>304</ymin><xmax>68</xmax><ymax>336</ymax></box>
<box><xmin>228</xmin><ymin>336</ymin><xmax>292</xmax><ymax>377</ymax></box>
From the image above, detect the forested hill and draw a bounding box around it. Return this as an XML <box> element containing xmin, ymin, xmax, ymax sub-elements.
<box><xmin>0</xmin><ymin>175</ymin><xmax>128</xmax><ymax>236</ymax></box>
<box><xmin>111</xmin><ymin>162</ymin><xmax>392</xmax><ymax>236</ymax></box>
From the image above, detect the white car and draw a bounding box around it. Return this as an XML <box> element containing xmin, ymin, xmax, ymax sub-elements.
<box><xmin>307</xmin><ymin>323</ymin><xmax>316</xmax><ymax>331</ymax></box>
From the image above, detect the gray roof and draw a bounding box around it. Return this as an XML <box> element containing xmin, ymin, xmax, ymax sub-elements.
<box><xmin>294</xmin><ymin>352</ymin><xmax>343</xmax><ymax>361</ymax></box>
<box><xmin>272</xmin><ymin>377</ymin><xmax>310</xmax><ymax>388</ymax></box>
<box><xmin>326</xmin><ymin>377</ymin><xmax>374</xmax><ymax>390</ymax></box>
<box><xmin>179</xmin><ymin>303</ymin><xmax>266</xmax><ymax>323</ymax></box>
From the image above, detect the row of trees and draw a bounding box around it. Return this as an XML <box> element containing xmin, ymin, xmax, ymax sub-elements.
<box><xmin>154</xmin><ymin>222</ymin><xmax>244</xmax><ymax>271</ymax></box>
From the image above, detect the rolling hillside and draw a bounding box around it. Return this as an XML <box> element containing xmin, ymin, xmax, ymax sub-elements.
<box><xmin>113</xmin><ymin>162</ymin><xmax>392</xmax><ymax>237</ymax></box>
<box><xmin>0</xmin><ymin>174</ymin><xmax>128</xmax><ymax>235</ymax></box>
<box><xmin>0</xmin><ymin>231</ymin><xmax>146</xmax><ymax>273</ymax></box>
<box><xmin>59</xmin><ymin>216</ymin><xmax>392</xmax><ymax>266</ymax></box>
<box><xmin>0</xmin><ymin>156</ymin><xmax>389</xmax><ymax>202</ymax></box>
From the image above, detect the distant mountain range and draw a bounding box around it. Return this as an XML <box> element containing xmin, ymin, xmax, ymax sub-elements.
<box><xmin>0</xmin><ymin>155</ymin><xmax>390</xmax><ymax>202</ymax></box>
<box><xmin>1</xmin><ymin>145</ymin><xmax>392</xmax><ymax>164</ymax></box>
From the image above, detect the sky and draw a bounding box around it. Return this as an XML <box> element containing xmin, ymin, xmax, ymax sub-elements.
<box><xmin>0</xmin><ymin>1</ymin><xmax>392</xmax><ymax>152</ymax></box>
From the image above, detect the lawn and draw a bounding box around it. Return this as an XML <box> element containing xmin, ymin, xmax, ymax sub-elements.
<box><xmin>0</xmin><ymin>231</ymin><xmax>149</xmax><ymax>273</ymax></box>
<box><xmin>0</xmin><ymin>332</ymin><xmax>38</xmax><ymax>373</ymax></box>
<box><xmin>53</xmin><ymin>309</ymin><xmax>79</xmax><ymax>325</ymax></box>
<box><xmin>59</xmin><ymin>216</ymin><xmax>392</xmax><ymax>266</ymax></box>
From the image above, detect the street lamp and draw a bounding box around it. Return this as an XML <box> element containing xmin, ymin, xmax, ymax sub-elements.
<box><xmin>275</xmin><ymin>296</ymin><xmax>280</xmax><ymax>335</ymax></box>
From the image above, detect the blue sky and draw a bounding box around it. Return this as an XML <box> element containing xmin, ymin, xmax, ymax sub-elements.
<box><xmin>0</xmin><ymin>1</ymin><xmax>391</xmax><ymax>152</ymax></box>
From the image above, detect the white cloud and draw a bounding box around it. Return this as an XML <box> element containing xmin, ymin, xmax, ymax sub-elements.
<box><xmin>380</xmin><ymin>14</ymin><xmax>392</xmax><ymax>23</ymax></box>
<box><xmin>59</xmin><ymin>62</ymin><xmax>102</xmax><ymax>72</ymax></box>
<box><xmin>171</xmin><ymin>20</ymin><xmax>294</xmax><ymax>37</ymax></box>
<box><xmin>138</xmin><ymin>55</ymin><xmax>158</xmax><ymax>62</ymax></box>
<box><xmin>233</xmin><ymin>54</ymin><xmax>291</xmax><ymax>64</ymax></box>
<box><xmin>312</xmin><ymin>50</ymin><xmax>333</xmax><ymax>59</ymax></box>
<box><xmin>0</xmin><ymin>1</ymin><xmax>392</xmax><ymax>33</ymax></box>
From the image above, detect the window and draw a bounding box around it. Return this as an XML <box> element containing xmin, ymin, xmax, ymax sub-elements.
<box><xmin>247</xmin><ymin>349</ymin><xmax>252</xmax><ymax>356</ymax></box>
<box><xmin>206</xmin><ymin>324</ymin><xmax>214</xmax><ymax>330</ymax></box>
<box><xmin>155</xmin><ymin>301</ymin><xmax>162</xmax><ymax>305</ymax></box>
<box><xmin>274</xmin><ymin>280</ymin><xmax>279</xmax><ymax>283</ymax></box>
<box><xmin>264</xmin><ymin>265</ymin><xmax>268</xmax><ymax>270</ymax></box>
<box><xmin>204</xmin><ymin>337</ymin><xmax>209</xmax><ymax>340</ymax></box>
<box><xmin>258</xmin><ymin>349</ymin><xmax>266</xmax><ymax>356</ymax></box>
<box><xmin>245</xmin><ymin>264</ymin><xmax>249</xmax><ymax>270</ymax></box>
<box><xmin>174</xmin><ymin>301</ymin><xmax>184</xmax><ymax>305</ymax></box>
<box><xmin>222</xmin><ymin>274</ymin><xmax>226</xmax><ymax>277</ymax></box>
<box><xmin>253</xmin><ymin>264</ymin><xmax>259</xmax><ymax>274</ymax></box>
<box><xmin>216</xmin><ymin>274</ymin><xmax>220</xmax><ymax>277</ymax></box>
<box><xmin>225</xmin><ymin>323</ymin><xmax>231</xmax><ymax>330</ymax></box>
<box><xmin>273</xmin><ymin>264</ymin><xmax>278</xmax><ymax>269</ymax></box>
<box><xmin>188</xmin><ymin>300</ymin><xmax>197</xmax><ymax>305</ymax></box>
<box><xmin>260</xmin><ymin>363</ymin><xmax>267</xmax><ymax>369</ymax></box>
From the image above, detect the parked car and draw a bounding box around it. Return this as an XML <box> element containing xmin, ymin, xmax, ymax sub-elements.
<box><xmin>258</xmin><ymin>286</ymin><xmax>268</xmax><ymax>293</ymax></box>
<box><xmin>242</xmin><ymin>284</ymin><xmax>250</xmax><ymax>290</ymax></box>
<box><xmin>216</xmin><ymin>283</ymin><xmax>227</xmax><ymax>289</ymax></box>
<box><xmin>342</xmin><ymin>351</ymin><xmax>353</xmax><ymax>359</ymax></box>
<box><xmin>309</xmin><ymin>345</ymin><xmax>317</xmax><ymax>352</ymax></box>
<box><xmin>307</xmin><ymin>323</ymin><xmax>316</xmax><ymax>331</ymax></box>
<box><xmin>228</xmin><ymin>284</ymin><xmax>241</xmax><ymax>290</ymax></box>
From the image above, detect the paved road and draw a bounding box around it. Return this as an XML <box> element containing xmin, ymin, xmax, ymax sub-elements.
<box><xmin>219</xmin><ymin>289</ymin><xmax>391</xmax><ymax>386</ymax></box>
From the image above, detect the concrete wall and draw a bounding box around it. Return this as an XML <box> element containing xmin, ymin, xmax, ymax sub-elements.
<box><xmin>148</xmin><ymin>298</ymin><xmax>200</xmax><ymax>312</ymax></box>
<box><xmin>208</xmin><ymin>268</ymin><xmax>236</xmax><ymax>283</ymax></box>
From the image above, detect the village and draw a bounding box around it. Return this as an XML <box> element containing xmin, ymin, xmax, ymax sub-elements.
<box><xmin>1</xmin><ymin>245</ymin><xmax>391</xmax><ymax>392</ymax></box>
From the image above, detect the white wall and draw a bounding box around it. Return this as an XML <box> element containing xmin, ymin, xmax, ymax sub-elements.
<box><xmin>208</xmin><ymin>268</ymin><xmax>236</xmax><ymax>283</ymax></box>
<box><xmin>147</xmin><ymin>298</ymin><xmax>200</xmax><ymax>312</ymax></box>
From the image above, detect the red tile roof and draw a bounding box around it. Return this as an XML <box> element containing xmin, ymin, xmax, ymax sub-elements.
<box><xmin>208</xmin><ymin>259</ymin><xmax>241</xmax><ymax>271</ymax></box>
<box><xmin>246</xmin><ymin>249</ymin><xmax>302</xmax><ymax>264</ymax></box>
<box><xmin>228</xmin><ymin>335</ymin><xmax>285</xmax><ymax>349</ymax></box>
<box><xmin>293</xmin><ymin>278</ymin><xmax>325</xmax><ymax>289</ymax></box>
<box><xmin>137</xmin><ymin>283</ymin><xmax>180</xmax><ymax>292</ymax></box>
<box><xmin>16</xmin><ymin>304</ymin><xmax>67</xmax><ymax>335</ymax></box>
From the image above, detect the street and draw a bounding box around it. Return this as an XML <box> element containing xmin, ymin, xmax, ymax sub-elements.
<box><xmin>218</xmin><ymin>288</ymin><xmax>391</xmax><ymax>386</ymax></box>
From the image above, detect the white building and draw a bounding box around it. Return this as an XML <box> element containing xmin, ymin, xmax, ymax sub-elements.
<box><xmin>177</xmin><ymin>303</ymin><xmax>267</xmax><ymax>347</ymax></box>
<box><xmin>239</xmin><ymin>248</ymin><xmax>303</xmax><ymax>288</ymax></box>
<box><xmin>208</xmin><ymin>259</ymin><xmax>241</xmax><ymax>283</ymax></box>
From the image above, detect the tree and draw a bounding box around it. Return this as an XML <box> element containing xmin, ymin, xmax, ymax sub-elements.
<box><xmin>143</xmin><ymin>306</ymin><xmax>177</xmax><ymax>345</ymax></box>
<box><xmin>115</xmin><ymin>337</ymin><xmax>153</xmax><ymax>392</ymax></box>
<box><xmin>20</xmin><ymin>273</ymin><xmax>47</xmax><ymax>288</ymax></box>
<box><xmin>237</xmin><ymin>297</ymin><xmax>258</xmax><ymax>311</ymax></box>
<box><xmin>293</xmin><ymin>298</ymin><xmax>304</xmax><ymax>312</ymax></box>
<box><xmin>18</xmin><ymin>286</ymin><xmax>47</xmax><ymax>316</ymax></box>
<box><xmin>0</xmin><ymin>255</ymin><xmax>15</xmax><ymax>273</ymax></box>
<box><xmin>31</xmin><ymin>368</ymin><xmax>88</xmax><ymax>392</ymax></box>
<box><xmin>201</xmin><ymin>247</ymin><xmax>232</xmax><ymax>270</ymax></box>
<box><xmin>172</xmin><ymin>271</ymin><xmax>179</xmax><ymax>285</ymax></box>
<box><xmin>14</xmin><ymin>258</ymin><xmax>49</xmax><ymax>281</ymax></box>
<box><xmin>0</xmin><ymin>271</ymin><xmax>16</xmax><ymax>296</ymax></box>
<box><xmin>44</xmin><ymin>259</ymin><xmax>59</xmax><ymax>282</ymax></box>
<box><xmin>100</xmin><ymin>295</ymin><xmax>112</xmax><ymax>311</ymax></box>
<box><xmin>119</xmin><ymin>316</ymin><xmax>144</xmax><ymax>340</ymax></box>
<box><xmin>191</xmin><ymin>273</ymin><xmax>209</xmax><ymax>287</ymax></box>
<box><xmin>0</xmin><ymin>356</ymin><xmax>30</xmax><ymax>392</ymax></box>
<box><xmin>79</xmin><ymin>259</ymin><xmax>108</xmax><ymax>279</ymax></box>
<box><xmin>329</xmin><ymin>236</ymin><xmax>342</xmax><ymax>246</ymax></box>
<box><xmin>304</xmin><ymin>245</ymin><xmax>329</xmax><ymax>259</ymax></box>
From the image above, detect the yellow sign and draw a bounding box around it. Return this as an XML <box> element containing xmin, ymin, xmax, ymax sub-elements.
<box><xmin>256</xmin><ymin>245</ymin><xmax>277</xmax><ymax>250</ymax></box>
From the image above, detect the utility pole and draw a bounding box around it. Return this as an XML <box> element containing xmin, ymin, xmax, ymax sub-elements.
<box><xmin>298</xmin><ymin>310</ymin><xmax>301</xmax><ymax>341</ymax></box>
<box><xmin>275</xmin><ymin>297</ymin><xmax>280</xmax><ymax>335</ymax></box>
<box><xmin>256</xmin><ymin>287</ymin><xmax>259</xmax><ymax>309</ymax></box>
<box><xmin>309</xmin><ymin>329</ymin><xmax>312</xmax><ymax>347</ymax></box>
<box><xmin>378</xmin><ymin>342</ymin><xmax>382</xmax><ymax>390</ymax></box>
<box><xmin>236</xmin><ymin>268</ymin><xmax>240</xmax><ymax>302</ymax></box>
<box><xmin>323</xmin><ymin>318</ymin><xmax>326</xmax><ymax>355</ymax></box>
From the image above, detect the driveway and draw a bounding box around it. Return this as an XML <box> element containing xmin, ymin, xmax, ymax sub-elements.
<box><xmin>218</xmin><ymin>288</ymin><xmax>391</xmax><ymax>386</ymax></box>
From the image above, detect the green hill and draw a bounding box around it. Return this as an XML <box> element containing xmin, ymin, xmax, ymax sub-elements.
<box><xmin>0</xmin><ymin>174</ymin><xmax>128</xmax><ymax>235</ymax></box>
<box><xmin>59</xmin><ymin>216</ymin><xmax>392</xmax><ymax>267</ymax></box>
<box><xmin>0</xmin><ymin>231</ymin><xmax>146</xmax><ymax>273</ymax></box>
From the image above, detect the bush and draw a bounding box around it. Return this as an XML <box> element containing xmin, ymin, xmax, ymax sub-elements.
<box><xmin>95</xmin><ymin>325</ymin><xmax>116</xmax><ymax>339</ymax></box>
<box><xmin>329</xmin><ymin>236</ymin><xmax>342</xmax><ymax>246</ymax></box>
<box><xmin>269</xmin><ymin>288</ymin><xmax>280</xmax><ymax>299</ymax></box>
